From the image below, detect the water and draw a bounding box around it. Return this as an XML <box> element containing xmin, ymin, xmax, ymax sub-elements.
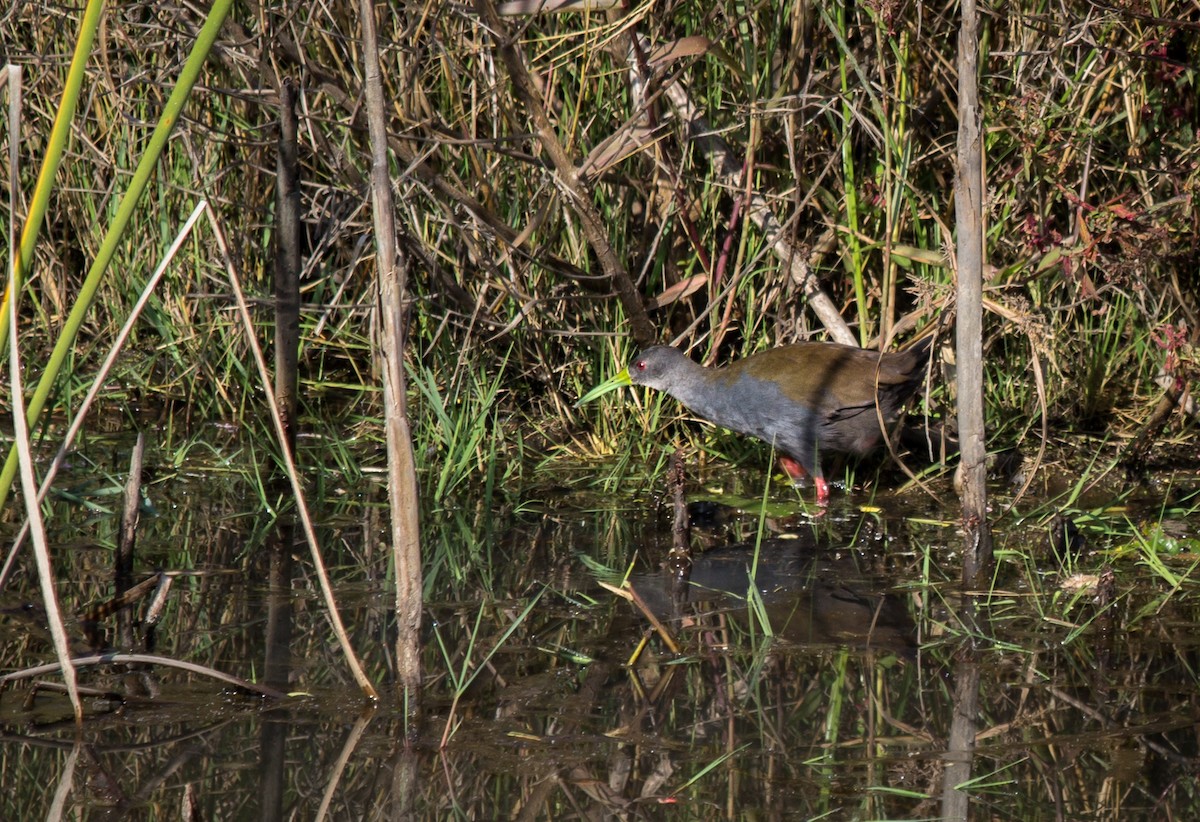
<box><xmin>1</xmin><ymin>439</ymin><xmax>1198</xmax><ymax>819</ymax></box>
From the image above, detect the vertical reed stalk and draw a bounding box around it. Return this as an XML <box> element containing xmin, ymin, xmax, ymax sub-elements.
<box><xmin>116</xmin><ymin>433</ymin><xmax>145</xmax><ymax>590</ymax></box>
<box><xmin>954</xmin><ymin>0</ymin><xmax>993</xmax><ymax>586</ymax></box>
<box><xmin>359</xmin><ymin>0</ymin><xmax>424</xmax><ymax>705</ymax></box>
<box><xmin>0</xmin><ymin>0</ymin><xmax>104</xmax><ymax>356</ymax></box>
<box><xmin>115</xmin><ymin>433</ymin><xmax>145</xmax><ymax>650</ymax></box>
<box><xmin>274</xmin><ymin>80</ymin><xmax>302</xmax><ymax>451</ymax></box>
<box><xmin>9</xmin><ymin>266</ymin><xmax>82</xmax><ymax>723</ymax></box>
<box><xmin>836</xmin><ymin>2</ymin><xmax>868</xmax><ymax>345</ymax></box>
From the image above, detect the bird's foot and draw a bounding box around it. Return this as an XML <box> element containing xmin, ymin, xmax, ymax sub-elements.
<box><xmin>778</xmin><ymin>456</ymin><xmax>829</xmax><ymax>506</ymax></box>
<box><xmin>813</xmin><ymin>476</ymin><xmax>830</xmax><ymax>506</ymax></box>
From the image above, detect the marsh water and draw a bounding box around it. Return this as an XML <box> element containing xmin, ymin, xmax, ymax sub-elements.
<box><xmin>1</xmin><ymin>430</ymin><xmax>1199</xmax><ymax>820</ymax></box>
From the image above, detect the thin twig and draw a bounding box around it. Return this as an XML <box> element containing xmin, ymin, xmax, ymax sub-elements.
<box><xmin>205</xmin><ymin>206</ymin><xmax>379</xmax><ymax>701</ymax></box>
<box><xmin>0</xmin><ymin>652</ymin><xmax>285</xmax><ymax>699</ymax></box>
<box><xmin>8</xmin><ymin>279</ymin><xmax>83</xmax><ymax>722</ymax></box>
<box><xmin>0</xmin><ymin>201</ymin><xmax>207</xmax><ymax>590</ymax></box>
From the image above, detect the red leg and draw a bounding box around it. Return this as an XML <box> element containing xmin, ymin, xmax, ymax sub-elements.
<box><xmin>813</xmin><ymin>475</ymin><xmax>830</xmax><ymax>506</ymax></box>
<box><xmin>779</xmin><ymin>456</ymin><xmax>830</xmax><ymax>506</ymax></box>
<box><xmin>778</xmin><ymin>455</ymin><xmax>807</xmax><ymax>482</ymax></box>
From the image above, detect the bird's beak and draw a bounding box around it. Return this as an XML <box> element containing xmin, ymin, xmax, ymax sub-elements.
<box><xmin>575</xmin><ymin>368</ymin><xmax>632</xmax><ymax>406</ymax></box>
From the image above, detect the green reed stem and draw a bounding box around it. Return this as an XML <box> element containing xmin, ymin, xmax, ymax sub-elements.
<box><xmin>0</xmin><ymin>0</ymin><xmax>234</xmax><ymax>512</ymax></box>
<box><xmin>0</xmin><ymin>0</ymin><xmax>105</xmax><ymax>356</ymax></box>
<box><xmin>835</xmin><ymin>2</ymin><xmax>868</xmax><ymax>345</ymax></box>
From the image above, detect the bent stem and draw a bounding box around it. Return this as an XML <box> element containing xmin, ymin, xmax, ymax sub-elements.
<box><xmin>208</xmin><ymin>206</ymin><xmax>378</xmax><ymax>701</ymax></box>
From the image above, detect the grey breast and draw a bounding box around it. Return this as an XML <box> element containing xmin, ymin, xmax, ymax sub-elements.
<box><xmin>680</xmin><ymin>370</ymin><xmax>822</xmax><ymax>465</ymax></box>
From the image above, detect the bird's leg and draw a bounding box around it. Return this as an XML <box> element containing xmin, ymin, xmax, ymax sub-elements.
<box><xmin>778</xmin><ymin>456</ymin><xmax>830</xmax><ymax>505</ymax></box>
<box><xmin>813</xmin><ymin>476</ymin><xmax>830</xmax><ymax>505</ymax></box>
<box><xmin>778</xmin><ymin>455</ymin><xmax>807</xmax><ymax>482</ymax></box>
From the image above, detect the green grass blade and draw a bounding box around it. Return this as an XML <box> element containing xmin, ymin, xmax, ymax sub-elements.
<box><xmin>0</xmin><ymin>0</ymin><xmax>235</xmax><ymax>512</ymax></box>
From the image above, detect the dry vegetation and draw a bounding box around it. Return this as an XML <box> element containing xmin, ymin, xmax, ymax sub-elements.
<box><xmin>2</xmin><ymin>6</ymin><xmax>1200</xmax><ymax>816</ymax></box>
<box><xmin>2</xmin><ymin>0</ymin><xmax>1196</xmax><ymax>476</ymax></box>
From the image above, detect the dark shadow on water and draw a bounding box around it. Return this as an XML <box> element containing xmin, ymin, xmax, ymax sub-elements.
<box><xmin>629</xmin><ymin>536</ymin><xmax>918</xmax><ymax>657</ymax></box>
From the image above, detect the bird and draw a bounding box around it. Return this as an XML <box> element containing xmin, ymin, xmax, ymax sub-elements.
<box><xmin>578</xmin><ymin>337</ymin><xmax>933</xmax><ymax>504</ymax></box>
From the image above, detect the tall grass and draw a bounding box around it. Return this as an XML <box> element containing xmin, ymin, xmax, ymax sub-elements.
<box><xmin>0</xmin><ymin>1</ymin><xmax>1193</xmax><ymax>513</ymax></box>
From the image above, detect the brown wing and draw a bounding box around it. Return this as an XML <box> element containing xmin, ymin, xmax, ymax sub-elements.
<box><xmin>728</xmin><ymin>343</ymin><xmax>906</xmax><ymax>411</ymax></box>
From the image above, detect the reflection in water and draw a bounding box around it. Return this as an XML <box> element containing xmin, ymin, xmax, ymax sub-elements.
<box><xmin>630</xmin><ymin>537</ymin><xmax>917</xmax><ymax>656</ymax></box>
<box><xmin>0</xmin><ymin>461</ymin><xmax>1197</xmax><ymax>818</ymax></box>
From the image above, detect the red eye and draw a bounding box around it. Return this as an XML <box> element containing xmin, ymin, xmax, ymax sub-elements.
<box><xmin>635</xmin><ymin>360</ymin><xmax>648</xmax><ymax>371</ymax></box>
